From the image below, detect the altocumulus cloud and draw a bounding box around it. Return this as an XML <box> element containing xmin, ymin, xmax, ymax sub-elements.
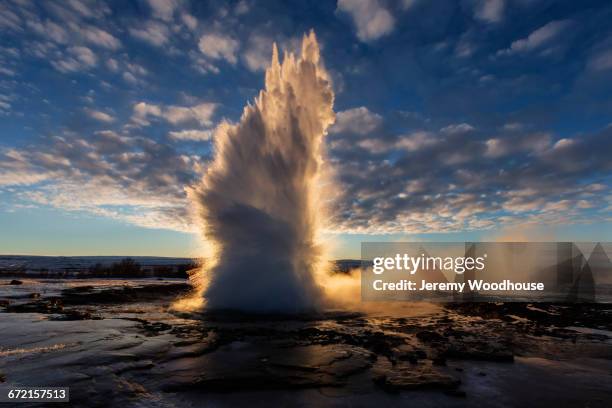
<box><xmin>0</xmin><ymin>0</ymin><xmax>611</xmax><ymax>238</ymax></box>
<box><xmin>327</xmin><ymin>108</ymin><xmax>612</xmax><ymax>234</ymax></box>
<box><xmin>497</xmin><ymin>19</ymin><xmax>572</xmax><ymax>56</ymax></box>
<box><xmin>0</xmin><ymin>130</ymin><xmax>200</xmax><ymax>232</ymax></box>
<box><xmin>3</xmin><ymin>107</ymin><xmax>608</xmax><ymax>236</ymax></box>
<box><xmin>130</xmin><ymin>102</ymin><xmax>217</xmax><ymax>128</ymax></box>
<box><xmin>337</xmin><ymin>0</ymin><xmax>395</xmax><ymax>42</ymax></box>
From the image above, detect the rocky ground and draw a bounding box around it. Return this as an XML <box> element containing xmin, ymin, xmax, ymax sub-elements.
<box><xmin>1</xmin><ymin>278</ymin><xmax>611</xmax><ymax>407</ymax></box>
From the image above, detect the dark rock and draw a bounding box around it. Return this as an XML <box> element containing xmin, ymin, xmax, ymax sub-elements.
<box><xmin>393</xmin><ymin>346</ymin><xmax>427</xmax><ymax>364</ymax></box>
<box><xmin>162</xmin><ymin>344</ymin><xmax>372</xmax><ymax>392</ymax></box>
<box><xmin>416</xmin><ymin>330</ymin><xmax>447</xmax><ymax>343</ymax></box>
<box><xmin>432</xmin><ymin>355</ymin><xmax>447</xmax><ymax>366</ymax></box>
<box><xmin>61</xmin><ymin>283</ymin><xmax>191</xmax><ymax>305</ymax></box>
<box><xmin>49</xmin><ymin>309</ymin><xmax>101</xmax><ymax>321</ymax></box>
<box><xmin>443</xmin><ymin>342</ymin><xmax>514</xmax><ymax>362</ymax></box>
<box><xmin>141</xmin><ymin>321</ymin><xmax>173</xmax><ymax>336</ymax></box>
<box><xmin>9</xmin><ymin>280</ymin><xmax>22</xmax><ymax>285</ymax></box>
<box><xmin>374</xmin><ymin>364</ymin><xmax>460</xmax><ymax>392</ymax></box>
<box><xmin>6</xmin><ymin>298</ymin><xmax>63</xmax><ymax>313</ymax></box>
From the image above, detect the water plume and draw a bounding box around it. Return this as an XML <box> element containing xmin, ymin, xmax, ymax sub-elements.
<box><xmin>189</xmin><ymin>31</ymin><xmax>335</xmax><ymax>313</ymax></box>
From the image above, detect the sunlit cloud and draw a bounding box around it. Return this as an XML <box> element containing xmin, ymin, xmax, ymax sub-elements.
<box><xmin>337</xmin><ymin>0</ymin><xmax>395</xmax><ymax>42</ymax></box>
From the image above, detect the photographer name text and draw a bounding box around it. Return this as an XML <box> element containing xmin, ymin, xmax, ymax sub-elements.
<box><xmin>372</xmin><ymin>279</ymin><xmax>545</xmax><ymax>292</ymax></box>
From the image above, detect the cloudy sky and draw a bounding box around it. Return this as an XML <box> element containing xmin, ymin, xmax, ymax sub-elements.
<box><xmin>1</xmin><ymin>0</ymin><xmax>611</xmax><ymax>258</ymax></box>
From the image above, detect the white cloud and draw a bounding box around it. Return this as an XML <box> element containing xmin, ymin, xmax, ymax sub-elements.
<box><xmin>0</xmin><ymin>94</ymin><xmax>12</xmax><ymax>113</ymax></box>
<box><xmin>235</xmin><ymin>0</ymin><xmax>250</xmax><ymax>15</ymax></box>
<box><xmin>401</xmin><ymin>0</ymin><xmax>419</xmax><ymax>9</ymax></box>
<box><xmin>242</xmin><ymin>35</ymin><xmax>299</xmax><ymax>72</ymax></box>
<box><xmin>199</xmin><ymin>33</ymin><xmax>239</xmax><ymax>64</ymax></box>
<box><xmin>484</xmin><ymin>132</ymin><xmax>550</xmax><ymax>158</ymax></box>
<box><xmin>553</xmin><ymin>138</ymin><xmax>575</xmax><ymax>150</ymax></box>
<box><xmin>587</xmin><ymin>49</ymin><xmax>612</xmax><ymax>71</ymax></box>
<box><xmin>122</xmin><ymin>72</ymin><xmax>139</xmax><ymax>85</ymax></box>
<box><xmin>242</xmin><ymin>35</ymin><xmax>273</xmax><ymax>72</ymax></box>
<box><xmin>356</xmin><ymin>138</ymin><xmax>392</xmax><ymax>153</ymax></box>
<box><xmin>440</xmin><ymin>123</ymin><xmax>475</xmax><ymax>134</ymax></box>
<box><xmin>131</xmin><ymin>102</ymin><xmax>217</xmax><ymax>127</ymax></box>
<box><xmin>337</xmin><ymin>0</ymin><xmax>395</xmax><ymax>42</ymax></box>
<box><xmin>129</xmin><ymin>21</ymin><xmax>170</xmax><ymax>47</ymax></box>
<box><xmin>396</xmin><ymin>131</ymin><xmax>437</xmax><ymax>151</ymax></box>
<box><xmin>71</xmin><ymin>46</ymin><xmax>96</xmax><ymax>65</ymax></box>
<box><xmin>106</xmin><ymin>58</ymin><xmax>149</xmax><ymax>85</ymax></box>
<box><xmin>1</xmin><ymin>133</ymin><xmax>199</xmax><ymax>233</ymax></box>
<box><xmin>165</xmin><ymin>103</ymin><xmax>217</xmax><ymax>126</ymax></box>
<box><xmin>498</xmin><ymin>20</ymin><xmax>571</xmax><ymax>55</ymax></box>
<box><xmin>21</xmin><ymin>179</ymin><xmax>193</xmax><ymax>233</ymax></box>
<box><xmin>85</xmin><ymin>108</ymin><xmax>115</xmax><ymax>123</ymax></box>
<box><xmin>131</xmin><ymin>102</ymin><xmax>162</xmax><ymax>126</ymax></box>
<box><xmin>50</xmin><ymin>46</ymin><xmax>97</xmax><ymax>73</ymax></box>
<box><xmin>473</xmin><ymin>0</ymin><xmax>504</xmax><ymax>24</ymax></box>
<box><xmin>168</xmin><ymin>129</ymin><xmax>213</xmax><ymax>141</ymax></box>
<box><xmin>79</xmin><ymin>25</ymin><xmax>121</xmax><ymax>50</ymax></box>
<box><xmin>0</xmin><ymin>66</ymin><xmax>15</xmax><ymax>76</ymax></box>
<box><xmin>330</xmin><ymin>107</ymin><xmax>383</xmax><ymax>135</ymax></box>
<box><xmin>190</xmin><ymin>53</ymin><xmax>221</xmax><ymax>75</ymax></box>
<box><xmin>106</xmin><ymin>58</ymin><xmax>119</xmax><ymax>72</ymax></box>
<box><xmin>27</xmin><ymin>20</ymin><xmax>69</xmax><ymax>44</ymax></box>
<box><xmin>0</xmin><ymin>7</ymin><xmax>21</xmax><ymax>31</ymax></box>
<box><xmin>455</xmin><ymin>37</ymin><xmax>476</xmax><ymax>58</ymax></box>
<box><xmin>146</xmin><ymin>0</ymin><xmax>180</xmax><ymax>21</ymax></box>
<box><xmin>181</xmin><ymin>12</ymin><xmax>197</xmax><ymax>31</ymax></box>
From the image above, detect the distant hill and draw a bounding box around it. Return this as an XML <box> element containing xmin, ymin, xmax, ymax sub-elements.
<box><xmin>0</xmin><ymin>255</ymin><xmax>197</xmax><ymax>278</ymax></box>
<box><xmin>0</xmin><ymin>255</ymin><xmax>363</xmax><ymax>278</ymax></box>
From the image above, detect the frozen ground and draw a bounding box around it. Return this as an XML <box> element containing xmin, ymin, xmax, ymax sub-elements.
<box><xmin>1</xmin><ymin>278</ymin><xmax>611</xmax><ymax>407</ymax></box>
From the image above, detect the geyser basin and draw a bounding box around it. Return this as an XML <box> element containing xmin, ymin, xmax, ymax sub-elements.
<box><xmin>190</xmin><ymin>31</ymin><xmax>335</xmax><ymax>313</ymax></box>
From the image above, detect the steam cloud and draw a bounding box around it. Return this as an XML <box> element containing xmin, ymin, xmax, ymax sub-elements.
<box><xmin>190</xmin><ymin>31</ymin><xmax>335</xmax><ymax>313</ymax></box>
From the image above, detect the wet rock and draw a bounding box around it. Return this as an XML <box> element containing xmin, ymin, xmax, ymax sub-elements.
<box><xmin>28</xmin><ymin>292</ymin><xmax>41</xmax><ymax>299</ymax></box>
<box><xmin>141</xmin><ymin>322</ymin><xmax>173</xmax><ymax>336</ymax></box>
<box><xmin>9</xmin><ymin>280</ymin><xmax>22</xmax><ymax>285</ymax></box>
<box><xmin>416</xmin><ymin>330</ymin><xmax>447</xmax><ymax>343</ymax></box>
<box><xmin>267</xmin><ymin>344</ymin><xmax>374</xmax><ymax>378</ymax></box>
<box><xmin>161</xmin><ymin>343</ymin><xmax>372</xmax><ymax>392</ymax></box>
<box><xmin>61</xmin><ymin>283</ymin><xmax>191</xmax><ymax>305</ymax></box>
<box><xmin>69</xmin><ymin>285</ymin><xmax>95</xmax><ymax>292</ymax></box>
<box><xmin>357</xmin><ymin>330</ymin><xmax>405</xmax><ymax>359</ymax></box>
<box><xmin>393</xmin><ymin>345</ymin><xmax>427</xmax><ymax>364</ymax></box>
<box><xmin>446</xmin><ymin>302</ymin><xmax>612</xmax><ymax>334</ymax></box>
<box><xmin>49</xmin><ymin>309</ymin><xmax>101</xmax><ymax>321</ymax></box>
<box><xmin>6</xmin><ymin>298</ymin><xmax>63</xmax><ymax>313</ymax></box>
<box><xmin>443</xmin><ymin>342</ymin><xmax>514</xmax><ymax>362</ymax></box>
<box><xmin>443</xmin><ymin>327</ymin><xmax>469</xmax><ymax>339</ymax></box>
<box><xmin>432</xmin><ymin>355</ymin><xmax>447</xmax><ymax>366</ymax></box>
<box><xmin>374</xmin><ymin>364</ymin><xmax>460</xmax><ymax>391</ymax></box>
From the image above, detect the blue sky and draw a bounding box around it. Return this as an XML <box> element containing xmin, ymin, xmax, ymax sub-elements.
<box><xmin>1</xmin><ymin>0</ymin><xmax>611</xmax><ymax>258</ymax></box>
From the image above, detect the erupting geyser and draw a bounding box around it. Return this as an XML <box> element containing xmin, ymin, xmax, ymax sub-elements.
<box><xmin>190</xmin><ymin>31</ymin><xmax>335</xmax><ymax>313</ymax></box>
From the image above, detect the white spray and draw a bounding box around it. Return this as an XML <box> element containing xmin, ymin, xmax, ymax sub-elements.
<box><xmin>189</xmin><ymin>31</ymin><xmax>335</xmax><ymax>313</ymax></box>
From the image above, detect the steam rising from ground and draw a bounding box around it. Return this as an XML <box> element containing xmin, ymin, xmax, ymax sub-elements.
<box><xmin>188</xmin><ymin>32</ymin><xmax>335</xmax><ymax>313</ymax></box>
